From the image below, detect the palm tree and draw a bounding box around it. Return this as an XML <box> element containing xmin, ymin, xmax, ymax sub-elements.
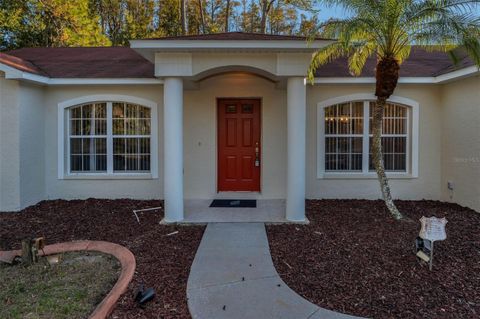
<box><xmin>308</xmin><ymin>0</ymin><xmax>480</xmax><ymax>220</ymax></box>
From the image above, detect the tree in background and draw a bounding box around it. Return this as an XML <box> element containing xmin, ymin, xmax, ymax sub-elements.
<box><xmin>225</xmin><ymin>0</ymin><xmax>231</xmax><ymax>31</ymax></box>
<box><xmin>268</xmin><ymin>2</ymin><xmax>297</xmax><ymax>34</ymax></box>
<box><xmin>0</xmin><ymin>0</ymin><xmax>109</xmax><ymax>49</ymax></box>
<box><xmin>299</xmin><ymin>13</ymin><xmax>319</xmax><ymax>36</ymax></box>
<box><xmin>1</xmin><ymin>0</ymin><xmax>321</xmax><ymax>49</ymax></box>
<box><xmin>196</xmin><ymin>0</ymin><xmax>207</xmax><ymax>33</ymax></box>
<box><xmin>158</xmin><ymin>0</ymin><xmax>182</xmax><ymax>36</ymax></box>
<box><xmin>308</xmin><ymin>0</ymin><xmax>480</xmax><ymax>220</ymax></box>
<box><xmin>90</xmin><ymin>0</ymin><xmax>162</xmax><ymax>45</ymax></box>
<box><xmin>125</xmin><ymin>0</ymin><xmax>160</xmax><ymax>40</ymax></box>
<box><xmin>180</xmin><ymin>0</ymin><xmax>188</xmax><ymax>34</ymax></box>
<box><xmin>259</xmin><ymin>0</ymin><xmax>317</xmax><ymax>33</ymax></box>
<box><xmin>240</xmin><ymin>0</ymin><xmax>261</xmax><ymax>32</ymax></box>
<box><xmin>91</xmin><ymin>0</ymin><xmax>128</xmax><ymax>45</ymax></box>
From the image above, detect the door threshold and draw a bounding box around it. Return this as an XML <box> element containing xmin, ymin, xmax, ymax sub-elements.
<box><xmin>215</xmin><ymin>192</ymin><xmax>262</xmax><ymax>200</ymax></box>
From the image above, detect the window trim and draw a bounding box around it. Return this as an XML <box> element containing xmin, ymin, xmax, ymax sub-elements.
<box><xmin>58</xmin><ymin>95</ymin><xmax>158</xmax><ymax>179</ymax></box>
<box><xmin>317</xmin><ymin>93</ymin><xmax>419</xmax><ymax>179</ymax></box>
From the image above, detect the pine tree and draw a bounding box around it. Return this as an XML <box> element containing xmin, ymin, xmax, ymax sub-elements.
<box><xmin>1</xmin><ymin>0</ymin><xmax>109</xmax><ymax>50</ymax></box>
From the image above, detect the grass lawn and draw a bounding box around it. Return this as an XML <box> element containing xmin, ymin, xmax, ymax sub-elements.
<box><xmin>267</xmin><ymin>200</ymin><xmax>480</xmax><ymax>319</ymax></box>
<box><xmin>0</xmin><ymin>252</ymin><xmax>119</xmax><ymax>319</ymax></box>
<box><xmin>0</xmin><ymin>199</ymin><xmax>205</xmax><ymax>319</ymax></box>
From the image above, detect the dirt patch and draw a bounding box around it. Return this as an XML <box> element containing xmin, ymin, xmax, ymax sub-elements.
<box><xmin>0</xmin><ymin>199</ymin><xmax>205</xmax><ymax>318</ymax></box>
<box><xmin>266</xmin><ymin>200</ymin><xmax>480</xmax><ymax>319</ymax></box>
<box><xmin>0</xmin><ymin>252</ymin><xmax>119</xmax><ymax>319</ymax></box>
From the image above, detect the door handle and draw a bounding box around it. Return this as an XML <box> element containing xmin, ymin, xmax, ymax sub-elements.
<box><xmin>255</xmin><ymin>142</ymin><xmax>260</xmax><ymax>167</ymax></box>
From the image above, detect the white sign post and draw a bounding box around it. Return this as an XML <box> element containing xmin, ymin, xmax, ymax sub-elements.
<box><xmin>418</xmin><ymin>216</ymin><xmax>447</xmax><ymax>270</ymax></box>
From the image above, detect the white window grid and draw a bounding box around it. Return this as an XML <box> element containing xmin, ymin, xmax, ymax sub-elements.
<box><xmin>368</xmin><ymin>102</ymin><xmax>409</xmax><ymax>172</ymax></box>
<box><xmin>324</xmin><ymin>102</ymin><xmax>364</xmax><ymax>171</ymax></box>
<box><xmin>112</xmin><ymin>103</ymin><xmax>151</xmax><ymax>172</ymax></box>
<box><xmin>323</xmin><ymin>100</ymin><xmax>410</xmax><ymax>174</ymax></box>
<box><xmin>67</xmin><ymin>101</ymin><xmax>152</xmax><ymax>175</ymax></box>
<box><xmin>69</xmin><ymin>103</ymin><xmax>107</xmax><ymax>172</ymax></box>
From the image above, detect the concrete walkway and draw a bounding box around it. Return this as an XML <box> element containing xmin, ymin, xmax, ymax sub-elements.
<box><xmin>187</xmin><ymin>223</ymin><xmax>362</xmax><ymax>319</ymax></box>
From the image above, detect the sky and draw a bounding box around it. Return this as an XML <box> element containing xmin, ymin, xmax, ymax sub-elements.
<box><xmin>297</xmin><ymin>4</ymin><xmax>352</xmax><ymax>22</ymax></box>
<box><xmin>315</xmin><ymin>4</ymin><xmax>351</xmax><ymax>21</ymax></box>
<box><xmin>312</xmin><ymin>3</ymin><xmax>480</xmax><ymax>21</ymax></box>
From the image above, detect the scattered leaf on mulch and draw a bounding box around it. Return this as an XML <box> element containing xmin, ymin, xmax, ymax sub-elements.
<box><xmin>266</xmin><ymin>200</ymin><xmax>480</xmax><ymax>319</ymax></box>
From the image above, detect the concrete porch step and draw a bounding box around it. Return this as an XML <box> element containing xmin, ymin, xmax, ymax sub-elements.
<box><xmin>181</xmin><ymin>199</ymin><xmax>289</xmax><ymax>223</ymax></box>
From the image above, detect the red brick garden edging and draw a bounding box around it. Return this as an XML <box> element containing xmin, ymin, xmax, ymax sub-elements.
<box><xmin>0</xmin><ymin>240</ymin><xmax>136</xmax><ymax>319</ymax></box>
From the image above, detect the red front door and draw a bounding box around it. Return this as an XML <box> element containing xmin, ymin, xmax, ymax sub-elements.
<box><xmin>218</xmin><ymin>99</ymin><xmax>261</xmax><ymax>192</ymax></box>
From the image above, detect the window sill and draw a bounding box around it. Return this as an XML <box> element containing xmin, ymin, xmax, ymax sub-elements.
<box><xmin>62</xmin><ymin>173</ymin><xmax>156</xmax><ymax>180</ymax></box>
<box><xmin>318</xmin><ymin>173</ymin><xmax>417</xmax><ymax>180</ymax></box>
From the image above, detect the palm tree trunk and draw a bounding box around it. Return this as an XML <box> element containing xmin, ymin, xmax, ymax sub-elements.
<box><xmin>371</xmin><ymin>98</ymin><xmax>403</xmax><ymax>220</ymax></box>
<box><xmin>374</xmin><ymin>57</ymin><xmax>404</xmax><ymax>220</ymax></box>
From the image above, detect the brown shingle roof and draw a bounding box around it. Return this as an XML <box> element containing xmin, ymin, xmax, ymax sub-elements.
<box><xmin>315</xmin><ymin>47</ymin><xmax>475</xmax><ymax>77</ymax></box>
<box><xmin>142</xmin><ymin>32</ymin><xmax>328</xmax><ymax>41</ymax></box>
<box><xmin>0</xmin><ymin>52</ymin><xmax>47</xmax><ymax>76</ymax></box>
<box><xmin>4</xmin><ymin>47</ymin><xmax>154</xmax><ymax>78</ymax></box>
<box><xmin>432</xmin><ymin>53</ymin><xmax>475</xmax><ymax>76</ymax></box>
<box><xmin>0</xmin><ymin>41</ymin><xmax>475</xmax><ymax>79</ymax></box>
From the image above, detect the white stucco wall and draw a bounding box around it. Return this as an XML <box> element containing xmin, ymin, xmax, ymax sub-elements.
<box><xmin>2</xmin><ymin>71</ymin><xmax>478</xmax><ymax>211</ymax></box>
<box><xmin>440</xmin><ymin>75</ymin><xmax>480</xmax><ymax>212</ymax></box>
<box><xmin>183</xmin><ymin>73</ymin><xmax>287</xmax><ymax>199</ymax></box>
<box><xmin>0</xmin><ymin>74</ymin><xmax>21</xmax><ymax>211</ymax></box>
<box><xmin>183</xmin><ymin>75</ymin><xmax>444</xmax><ymax>201</ymax></box>
<box><xmin>306</xmin><ymin>84</ymin><xmax>443</xmax><ymax>200</ymax></box>
<box><xmin>19</xmin><ymin>82</ymin><xmax>46</xmax><ymax>208</ymax></box>
<box><xmin>43</xmin><ymin>85</ymin><xmax>164</xmax><ymax>201</ymax></box>
<box><xmin>0</xmin><ymin>75</ymin><xmax>46</xmax><ymax>211</ymax></box>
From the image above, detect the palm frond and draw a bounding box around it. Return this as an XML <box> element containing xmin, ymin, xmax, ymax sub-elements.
<box><xmin>462</xmin><ymin>34</ymin><xmax>480</xmax><ymax>66</ymax></box>
<box><xmin>348</xmin><ymin>40</ymin><xmax>376</xmax><ymax>75</ymax></box>
<box><xmin>307</xmin><ymin>42</ymin><xmax>349</xmax><ymax>83</ymax></box>
<box><xmin>308</xmin><ymin>0</ymin><xmax>480</xmax><ymax>82</ymax></box>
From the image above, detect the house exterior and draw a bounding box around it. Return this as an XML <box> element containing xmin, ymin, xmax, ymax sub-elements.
<box><xmin>0</xmin><ymin>32</ymin><xmax>478</xmax><ymax>221</ymax></box>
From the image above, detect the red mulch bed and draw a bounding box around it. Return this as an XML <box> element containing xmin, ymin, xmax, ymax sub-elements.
<box><xmin>0</xmin><ymin>199</ymin><xmax>204</xmax><ymax>319</ymax></box>
<box><xmin>266</xmin><ymin>200</ymin><xmax>480</xmax><ymax>319</ymax></box>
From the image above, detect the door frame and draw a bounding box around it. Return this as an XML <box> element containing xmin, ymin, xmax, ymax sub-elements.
<box><xmin>216</xmin><ymin>97</ymin><xmax>262</xmax><ymax>193</ymax></box>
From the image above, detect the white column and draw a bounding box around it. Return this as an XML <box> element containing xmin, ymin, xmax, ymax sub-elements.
<box><xmin>286</xmin><ymin>77</ymin><xmax>307</xmax><ymax>221</ymax></box>
<box><xmin>164</xmin><ymin>77</ymin><xmax>184</xmax><ymax>222</ymax></box>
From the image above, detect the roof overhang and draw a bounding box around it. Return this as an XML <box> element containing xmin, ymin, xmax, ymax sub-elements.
<box><xmin>0</xmin><ymin>57</ymin><xmax>477</xmax><ymax>86</ymax></box>
<box><xmin>130</xmin><ymin>39</ymin><xmax>332</xmax><ymax>51</ymax></box>
<box><xmin>130</xmin><ymin>39</ymin><xmax>334</xmax><ymax>62</ymax></box>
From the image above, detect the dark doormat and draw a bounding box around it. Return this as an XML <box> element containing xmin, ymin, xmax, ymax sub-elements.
<box><xmin>209</xmin><ymin>199</ymin><xmax>257</xmax><ymax>208</ymax></box>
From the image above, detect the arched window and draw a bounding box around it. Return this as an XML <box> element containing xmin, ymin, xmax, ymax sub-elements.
<box><xmin>68</xmin><ymin>101</ymin><xmax>152</xmax><ymax>174</ymax></box>
<box><xmin>319</xmin><ymin>95</ymin><xmax>418</xmax><ymax>177</ymax></box>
